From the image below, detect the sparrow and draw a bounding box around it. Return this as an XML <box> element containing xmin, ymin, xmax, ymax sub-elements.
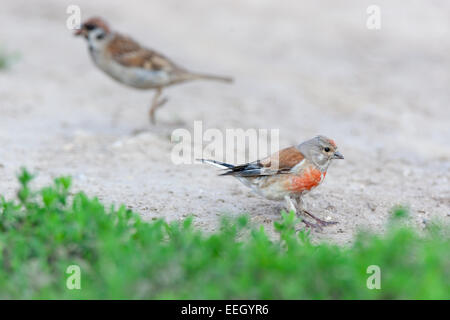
<box><xmin>200</xmin><ymin>135</ymin><xmax>344</xmax><ymax>229</ymax></box>
<box><xmin>74</xmin><ymin>17</ymin><xmax>233</xmax><ymax>124</ymax></box>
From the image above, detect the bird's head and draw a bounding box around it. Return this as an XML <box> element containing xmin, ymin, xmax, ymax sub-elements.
<box><xmin>74</xmin><ymin>17</ymin><xmax>111</xmax><ymax>41</ymax></box>
<box><xmin>298</xmin><ymin>135</ymin><xmax>344</xmax><ymax>170</ymax></box>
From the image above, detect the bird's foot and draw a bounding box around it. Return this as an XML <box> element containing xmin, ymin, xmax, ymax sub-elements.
<box><xmin>302</xmin><ymin>209</ymin><xmax>337</xmax><ymax>227</ymax></box>
<box><xmin>296</xmin><ymin>218</ymin><xmax>322</xmax><ymax>231</ymax></box>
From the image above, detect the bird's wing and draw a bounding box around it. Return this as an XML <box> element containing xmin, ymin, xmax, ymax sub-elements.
<box><xmin>107</xmin><ymin>33</ymin><xmax>181</xmax><ymax>72</ymax></box>
<box><xmin>221</xmin><ymin>146</ymin><xmax>305</xmax><ymax>177</ymax></box>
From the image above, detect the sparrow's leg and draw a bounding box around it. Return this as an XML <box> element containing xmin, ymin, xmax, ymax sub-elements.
<box><xmin>149</xmin><ymin>88</ymin><xmax>168</xmax><ymax>124</ymax></box>
<box><xmin>296</xmin><ymin>196</ymin><xmax>337</xmax><ymax>226</ymax></box>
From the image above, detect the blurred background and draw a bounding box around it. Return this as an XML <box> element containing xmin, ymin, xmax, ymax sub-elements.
<box><xmin>0</xmin><ymin>0</ymin><xmax>449</xmax><ymax>244</ymax></box>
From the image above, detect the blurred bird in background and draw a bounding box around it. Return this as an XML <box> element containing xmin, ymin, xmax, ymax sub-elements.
<box><xmin>75</xmin><ymin>17</ymin><xmax>233</xmax><ymax>124</ymax></box>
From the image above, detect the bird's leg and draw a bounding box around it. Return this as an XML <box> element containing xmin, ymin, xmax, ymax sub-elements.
<box><xmin>296</xmin><ymin>196</ymin><xmax>337</xmax><ymax>226</ymax></box>
<box><xmin>149</xmin><ymin>88</ymin><xmax>168</xmax><ymax>124</ymax></box>
<box><xmin>284</xmin><ymin>195</ymin><xmax>297</xmax><ymax>214</ymax></box>
<box><xmin>302</xmin><ymin>209</ymin><xmax>338</xmax><ymax>226</ymax></box>
<box><xmin>286</xmin><ymin>195</ymin><xmax>321</xmax><ymax>230</ymax></box>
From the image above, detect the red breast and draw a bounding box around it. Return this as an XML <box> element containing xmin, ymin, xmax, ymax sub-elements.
<box><xmin>285</xmin><ymin>167</ymin><xmax>326</xmax><ymax>193</ymax></box>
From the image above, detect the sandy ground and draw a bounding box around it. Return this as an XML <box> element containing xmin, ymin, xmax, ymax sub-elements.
<box><xmin>0</xmin><ymin>0</ymin><xmax>449</xmax><ymax>245</ymax></box>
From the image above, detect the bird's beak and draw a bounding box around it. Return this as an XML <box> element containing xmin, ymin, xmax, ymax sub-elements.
<box><xmin>74</xmin><ymin>28</ymin><xmax>84</xmax><ymax>36</ymax></box>
<box><xmin>333</xmin><ymin>151</ymin><xmax>344</xmax><ymax>159</ymax></box>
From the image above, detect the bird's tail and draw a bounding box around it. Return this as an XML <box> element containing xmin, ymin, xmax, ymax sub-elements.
<box><xmin>181</xmin><ymin>72</ymin><xmax>233</xmax><ymax>83</ymax></box>
<box><xmin>197</xmin><ymin>159</ymin><xmax>235</xmax><ymax>169</ymax></box>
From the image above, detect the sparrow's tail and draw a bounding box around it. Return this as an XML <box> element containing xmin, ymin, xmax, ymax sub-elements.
<box><xmin>197</xmin><ymin>159</ymin><xmax>235</xmax><ymax>170</ymax></box>
<box><xmin>181</xmin><ymin>72</ymin><xmax>233</xmax><ymax>83</ymax></box>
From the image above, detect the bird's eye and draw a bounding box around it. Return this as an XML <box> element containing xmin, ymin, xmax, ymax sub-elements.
<box><xmin>96</xmin><ymin>33</ymin><xmax>105</xmax><ymax>40</ymax></box>
<box><xmin>84</xmin><ymin>24</ymin><xmax>96</xmax><ymax>31</ymax></box>
<box><xmin>324</xmin><ymin>147</ymin><xmax>330</xmax><ymax>152</ymax></box>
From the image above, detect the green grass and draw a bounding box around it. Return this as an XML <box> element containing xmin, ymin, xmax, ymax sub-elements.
<box><xmin>0</xmin><ymin>169</ymin><xmax>448</xmax><ymax>299</ymax></box>
<box><xmin>0</xmin><ymin>46</ymin><xmax>18</xmax><ymax>70</ymax></box>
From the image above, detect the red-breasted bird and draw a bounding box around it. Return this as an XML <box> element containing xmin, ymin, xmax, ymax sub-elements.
<box><xmin>74</xmin><ymin>17</ymin><xmax>232</xmax><ymax>124</ymax></box>
<box><xmin>200</xmin><ymin>135</ymin><xmax>344</xmax><ymax>229</ymax></box>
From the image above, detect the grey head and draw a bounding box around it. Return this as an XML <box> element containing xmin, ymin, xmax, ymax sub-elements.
<box><xmin>297</xmin><ymin>135</ymin><xmax>344</xmax><ymax>171</ymax></box>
